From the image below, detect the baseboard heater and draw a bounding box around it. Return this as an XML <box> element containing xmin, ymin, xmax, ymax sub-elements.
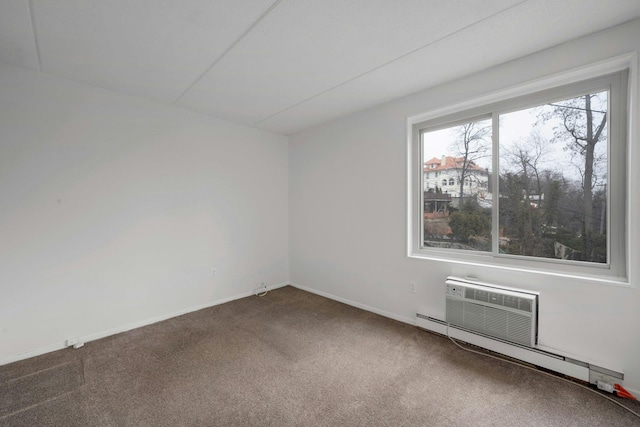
<box><xmin>416</xmin><ymin>276</ymin><xmax>623</xmax><ymax>385</ymax></box>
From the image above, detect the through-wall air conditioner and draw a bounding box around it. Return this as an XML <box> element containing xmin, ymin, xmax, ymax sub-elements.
<box><xmin>445</xmin><ymin>277</ymin><xmax>538</xmax><ymax>348</ymax></box>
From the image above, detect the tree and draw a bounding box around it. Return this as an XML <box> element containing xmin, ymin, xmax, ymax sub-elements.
<box><xmin>448</xmin><ymin>201</ymin><xmax>491</xmax><ymax>246</ymax></box>
<box><xmin>499</xmin><ymin>171</ymin><xmax>555</xmax><ymax>258</ymax></box>
<box><xmin>538</xmin><ymin>92</ymin><xmax>607</xmax><ymax>261</ymax></box>
<box><xmin>542</xmin><ymin>173</ymin><xmax>562</xmax><ymax>228</ymax></box>
<box><xmin>502</xmin><ymin>130</ymin><xmax>550</xmax><ymax>238</ymax></box>
<box><xmin>450</xmin><ymin>121</ymin><xmax>491</xmax><ymax>204</ymax></box>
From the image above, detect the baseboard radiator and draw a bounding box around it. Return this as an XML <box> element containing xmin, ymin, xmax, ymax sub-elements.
<box><xmin>416</xmin><ymin>276</ymin><xmax>624</xmax><ymax>385</ymax></box>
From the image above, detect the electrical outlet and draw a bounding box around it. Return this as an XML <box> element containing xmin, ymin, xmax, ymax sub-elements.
<box><xmin>66</xmin><ymin>337</ymin><xmax>79</xmax><ymax>347</ymax></box>
<box><xmin>589</xmin><ymin>371</ymin><xmax>620</xmax><ymax>387</ymax></box>
<box><xmin>211</xmin><ymin>268</ymin><xmax>217</xmax><ymax>277</ymax></box>
<box><xmin>409</xmin><ymin>281</ymin><xmax>417</xmax><ymax>293</ymax></box>
<box><xmin>589</xmin><ymin>365</ymin><xmax>623</xmax><ymax>388</ymax></box>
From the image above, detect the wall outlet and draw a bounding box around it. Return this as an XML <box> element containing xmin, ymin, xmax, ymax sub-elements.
<box><xmin>66</xmin><ymin>337</ymin><xmax>79</xmax><ymax>347</ymax></box>
<box><xmin>211</xmin><ymin>268</ymin><xmax>217</xmax><ymax>277</ymax></box>
<box><xmin>589</xmin><ymin>366</ymin><xmax>623</xmax><ymax>388</ymax></box>
<box><xmin>409</xmin><ymin>281</ymin><xmax>417</xmax><ymax>293</ymax></box>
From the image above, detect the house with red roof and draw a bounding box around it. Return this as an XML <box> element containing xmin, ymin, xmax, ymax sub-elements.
<box><xmin>423</xmin><ymin>155</ymin><xmax>489</xmax><ymax>199</ymax></box>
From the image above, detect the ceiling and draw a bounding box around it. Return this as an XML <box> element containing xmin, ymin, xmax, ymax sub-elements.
<box><xmin>2</xmin><ymin>1</ymin><xmax>640</xmax><ymax>135</ymax></box>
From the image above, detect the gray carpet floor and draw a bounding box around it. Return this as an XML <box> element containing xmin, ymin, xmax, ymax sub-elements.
<box><xmin>1</xmin><ymin>285</ymin><xmax>639</xmax><ymax>426</ymax></box>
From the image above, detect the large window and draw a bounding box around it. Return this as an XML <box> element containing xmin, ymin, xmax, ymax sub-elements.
<box><xmin>408</xmin><ymin>64</ymin><xmax>631</xmax><ymax>282</ymax></box>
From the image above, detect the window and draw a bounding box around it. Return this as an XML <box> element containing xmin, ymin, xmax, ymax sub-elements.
<box><xmin>408</xmin><ymin>61</ymin><xmax>632</xmax><ymax>282</ymax></box>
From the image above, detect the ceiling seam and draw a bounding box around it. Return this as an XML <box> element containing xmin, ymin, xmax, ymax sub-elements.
<box><xmin>254</xmin><ymin>0</ymin><xmax>529</xmax><ymax>126</ymax></box>
<box><xmin>27</xmin><ymin>0</ymin><xmax>43</xmax><ymax>72</ymax></box>
<box><xmin>172</xmin><ymin>0</ymin><xmax>284</xmax><ymax>105</ymax></box>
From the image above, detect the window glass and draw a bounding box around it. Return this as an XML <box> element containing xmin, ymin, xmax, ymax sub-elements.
<box><xmin>498</xmin><ymin>91</ymin><xmax>608</xmax><ymax>263</ymax></box>
<box><xmin>422</xmin><ymin>118</ymin><xmax>492</xmax><ymax>252</ymax></box>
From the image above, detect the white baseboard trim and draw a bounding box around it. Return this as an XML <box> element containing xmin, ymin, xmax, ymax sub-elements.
<box><xmin>289</xmin><ymin>282</ymin><xmax>416</xmax><ymax>326</ymax></box>
<box><xmin>0</xmin><ymin>281</ymin><xmax>289</xmax><ymax>367</ymax></box>
<box><xmin>0</xmin><ymin>342</ymin><xmax>70</xmax><ymax>368</ymax></box>
<box><xmin>418</xmin><ymin>314</ymin><xmax>640</xmax><ymax>397</ymax></box>
<box><xmin>416</xmin><ymin>314</ymin><xmax>590</xmax><ymax>381</ymax></box>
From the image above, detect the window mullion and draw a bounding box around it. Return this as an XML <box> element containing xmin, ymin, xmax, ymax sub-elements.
<box><xmin>491</xmin><ymin>112</ymin><xmax>500</xmax><ymax>256</ymax></box>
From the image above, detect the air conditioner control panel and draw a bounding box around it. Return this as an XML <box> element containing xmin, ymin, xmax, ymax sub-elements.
<box><xmin>446</xmin><ymin>283</ymin><xmax>464</xmax><ymax>298</ymax></box>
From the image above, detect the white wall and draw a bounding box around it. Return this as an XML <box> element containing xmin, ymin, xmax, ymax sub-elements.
<box><xmin>289</xmin><ymin>19</ymin><xmax>640</xmax><ymax>392</ymax></box>
<box><xmin>0</xmin><ymin>62</ymin><xmax>289</xmax><ymax>363</ymax></box>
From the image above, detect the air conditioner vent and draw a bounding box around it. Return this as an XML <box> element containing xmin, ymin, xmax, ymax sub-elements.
<box><xmin>504</xmin><ymin>295</ymin><xmax>519</xmax><ymax>309</ymax></box>
<box><xmin>445</xmin><ymin>277</ymin><xmax>538</xmax><ymax>347</ymax></box>
<box><xmin>488</xmin><ymin>292</ymin><xmax>502</xmax><ymax>305</ymax></box>
<box><xmin>519</xmin><ymin>299</ymin><xmax>532</xmax><ymax>313</ymax></box>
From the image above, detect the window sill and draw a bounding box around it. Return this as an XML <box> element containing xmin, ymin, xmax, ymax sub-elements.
<box><xmin>408</xmin><ymin>250</ymin><xmax>630</xmax><ymax>287</ymax></box>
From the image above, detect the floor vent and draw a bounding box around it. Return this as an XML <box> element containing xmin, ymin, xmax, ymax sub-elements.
<box><xmin>445</xmin><ymin>277</ymin><xmax>538</xmax><ymax>347</ymax></box>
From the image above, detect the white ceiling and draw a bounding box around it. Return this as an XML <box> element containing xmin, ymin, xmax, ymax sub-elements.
<box><xmin>2</xmin><ymin>0</ymin><xmax>640</xmax><ymax>135</ymax></box>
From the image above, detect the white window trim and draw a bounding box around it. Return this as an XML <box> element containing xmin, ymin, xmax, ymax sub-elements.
<box><xmin>406</xmin><ymin>53</ymin><xmax>638</xmax><ymax>286</ymax></box>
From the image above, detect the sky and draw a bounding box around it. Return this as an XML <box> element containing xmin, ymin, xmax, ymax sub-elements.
<box><xmin>422</xmin><ymin>92</ymin><xmax>608</xmax><ymax>185</ymax></box>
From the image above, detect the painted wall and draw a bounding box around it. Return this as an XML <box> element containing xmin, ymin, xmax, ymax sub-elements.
<box><xmin>289</xmin><ymin>19</ymin><xmax>640</xmax><ymax>392</ymax></box>
<box><xmin>0</xmin><ymin>62</ymin><xmax>289</xmax><ymax>362</ymax></box>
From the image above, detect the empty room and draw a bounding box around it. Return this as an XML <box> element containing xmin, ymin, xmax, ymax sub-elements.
<box><xmin>2</xmin><ymin>1</ymin><xmax>640</xmax><ymax>425</ymax></box>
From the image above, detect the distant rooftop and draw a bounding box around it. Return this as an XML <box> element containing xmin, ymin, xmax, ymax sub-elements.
<box><xmin>424</xmin><ymin>156</ymin><xmax>486</xmax><ymax>172</ymax></box>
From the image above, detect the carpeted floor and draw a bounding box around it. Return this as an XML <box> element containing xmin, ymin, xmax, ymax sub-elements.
<box><xmin>1</xmin><ymin>285</ymin><xmax>639</xmax><ymax>426</ymax></box>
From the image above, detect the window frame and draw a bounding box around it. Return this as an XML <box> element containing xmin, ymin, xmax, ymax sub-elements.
<box><xmin>407</xmin><ymin>55</ymin><xmax>636</xmax><ymax>284</ymax></box>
